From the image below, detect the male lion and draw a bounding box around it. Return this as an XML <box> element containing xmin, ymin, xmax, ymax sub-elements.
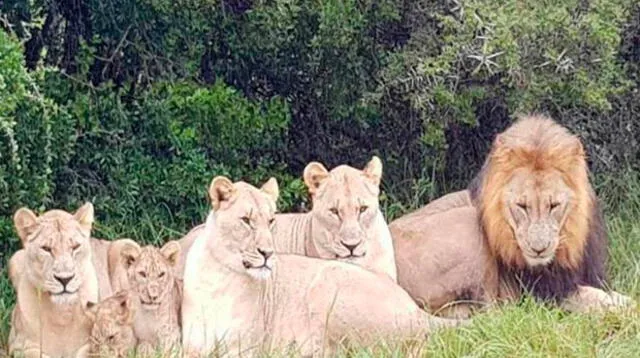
<box><xmin>391</xmin><ymin>115</ymin><xmax>633</xmax><ymax>317</ymax></box>
<box><xmin>8</xmin><ymin>203</ymin><xmax>98</xmax><ymax>358</ymax></box>
<box><xmin>85</xmin><ymin>290</ymin><xmax>137</xmax><ymax>358</ymax></box>
<box><xmin>181</xmin><ymin>176</ymin><xmax>466</xmax><ymax>357</ymax></box>
<box><xmin>107</xmin><ymin>239</ymin><xmax>183</xmax><ymax>354</ymax></box>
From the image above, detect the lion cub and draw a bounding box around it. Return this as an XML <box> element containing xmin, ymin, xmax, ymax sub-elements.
<box><xmin>86</xmin><ymin>290</ymin><xmax>137</xmax><ymax>357</ymax></box>
<box><xmin>108</xmin><ymin>239</ymin><xmax>183</xmax><ymax>354</ymax></box>
<box><xmin>181</xmin><ymin>176</ymin><xmax>467</xmax><ymax>357</ymax></box>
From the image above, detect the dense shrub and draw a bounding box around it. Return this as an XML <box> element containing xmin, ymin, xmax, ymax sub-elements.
<box><xmin>0</xmin><ymin>31</ymin><xmax>303</xmax><ymax>258</ymax></box>
<box><xmin>375</xmin><ymin>0</ymin><xmax>639</xmax><ymax>196</ymax></box>
<box><xmin>2</xmin><ymin>0</ymin><xmax>640</xmax><ymax>260</ymax></box>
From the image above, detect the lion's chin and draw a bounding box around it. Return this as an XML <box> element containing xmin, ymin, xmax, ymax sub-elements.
<box><xmin>50</xmin><ymin>291</ymin><xmax>79</xmax><ymax>305</ymax></box>
<box><xmin>141</xmin><ymin>301</ymin><xmax>162</xmax><ymax>311</ymax></box>
<box><xmin>523</xmin><ymin>254</ymin><xmax>554</xmax><ymax>268</ymax></box>
<box><xmin>337</xmin><ymin>256</ymin><xmax>364</xmax><ymax>264</ymax></box>
<box><xmin>246</xmin><ymin>267</ymin><xmax>272</xmax><ymax>280</ymax></box>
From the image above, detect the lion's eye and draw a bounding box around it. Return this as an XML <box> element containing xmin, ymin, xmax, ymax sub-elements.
<box><xmin>107</xmin><ymin>334</ymin><xmax>116</xmax><ymax>342</ymax></box>
<box><xmin>516</xmin><ymin>203</ymin><xmax>527</xmax><ymax>211</ymax></box>
<box><xmin>72</xmin><ymin>243</ymin><xmax>81</xmax><ymax>251</ymax></box>
<box><xmin>329</xmin><ymin>208</ymin><xmax>340</xmax><ymax>217</ymax></box>
<box><xmin>158</xmin><ymin>271</ymin><xmax>166</xmax><ymax>278</ymax></box>
<box><xmin>241</xmin><ymin>216</ymin><xmax>251</xmax><ymax>226</ymax></box>
<box><xmin>359</xmin><ymin>206</ymin><xmax>368</xmax><ymax>214</ymax></box>
<box><xmin>41</xmin><ymin>246</ymin><xmax>52</xmax><ymax>254</ymax></box>
<box><xmin>138</xmin><ymin>271</ymin><xmax>147</xmax><ymax>278</ymax></box>
<box><xmin>550</xmin><ymin>202</ymin><xmax>560</xmax><ymax>211</ymax></box>
<box><xmin>269</xmin><ymin>218</ymin><xmax>276</xmax><ymax>226</ymax></box>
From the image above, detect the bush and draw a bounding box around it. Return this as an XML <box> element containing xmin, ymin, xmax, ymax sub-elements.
<box><xmin>374</xmin><ymin>0</ymin><xmax>639</xmax><ymax>201</ymax></box>
<box><xmin>0</xmin><ymin>30</ymin><xmax>303</xmax><ymax>257</ymax></box>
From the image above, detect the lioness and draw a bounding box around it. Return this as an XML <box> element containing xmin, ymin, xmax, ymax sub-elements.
<box><xmin>8</xmin><ymin>203</ymin><xmax>98</xmax><ymax>358</ymax></box>
<box><xmin>181</xmin><ymin>176</ymin><xmax>466</xmax><ymax>357</ymax></box>
<box><xmin>177</xmin><ymin>156</ymin><xmax>397</xmax><ymax>282</ymax></box>
<box><xmin>9</xmin><ymin>230</ymin><xmax>116</xmax><ymax>301</ymax></box>
<box><xmin>108</xmin><ymin>239</ymin><xmax>183</xmax><ymax>354</ymax></box>
<box><xmin>85</xmin><ymin>290</ymin><xmax>137</xmax><ymax>358</ymax></box>
<box><xmin>391</xmin><ymin>115</ymin><xmax>634</xmax><ymax>317</ymax></box>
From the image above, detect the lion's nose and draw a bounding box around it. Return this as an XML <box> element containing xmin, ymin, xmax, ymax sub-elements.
<box><xmin>341</xmin><ymin>241</ymin><xmax>361</xmax><ymax>255</ymax></box>
<box><xmin>257</xmin><ymin>248</ymin><xmax>273</xmax><ymax>260</ymax></box>
<box><xmin>54</xmin><ymin>274</ymin><xmax>74</xmax><ymax>287</ymax></box>
<box><xmin>531</xmin><ymin>244</ymin><xmax>549</xmax><ymax>255</ymax></box>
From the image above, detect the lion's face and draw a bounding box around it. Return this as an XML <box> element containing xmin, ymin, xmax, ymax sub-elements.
<box><xmin>303</xmin><ymin>156</ymin><xmax>382</xmax><ymax>264</ymax></box>
<box><xmin>209</xmin><ymin>176</ymin><xmax>279</xmax><ymax>280</ymax></box>
<box><xmin>120</xmin><ymin>240</ymin><xmax>180</xmax><ymax>311</ymax></box>
<box><xmin>86</xmin><ymin>290</ymin><xmax>137</xmax><ymax>358</ymax></box>
<box><xmin>503</xmin><ymin>169</ymin><xmax>573</xmax><ymax>267</ymax></box>
<box><xmin>13</xmin><ymin>203</ymin><xmax>95</xmax><ymax>305</ymax></box>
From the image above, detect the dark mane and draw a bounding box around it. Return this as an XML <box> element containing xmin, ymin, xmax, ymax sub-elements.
<box><xmin>467</xmin><ymin>165</ymin><xmax>609</xmax><ymax>303</ymax></box>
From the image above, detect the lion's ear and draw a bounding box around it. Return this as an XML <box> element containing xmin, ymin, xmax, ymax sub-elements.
<box><xmin>362</xmin><ymin>156</ymin><xmax>383</xmax><ymax>186</ymax></box>
<box><xmin>74</xmin><ymin>202</ymin><xmax>95</xmax><ymax>232</ymax></box>
<box><xmin>13</xmin><ymin>208</ymin><xmax>38</xmax><ymax>245</ymax></box>
<box><xmin>572</xmin><ymin>137</ymin><xmax>585</xmax><ymax>157</ymax></box>
<box><xmin>113</xmin><ymin>290</ymin><xmax>136</xmax><ymax>325</ymax></box>
<box><xmin>260</xmin><ymin>177</ymin><xmax>280</xmax><ymax>205</ymax></box>
<box><xmin>493</xmin><ymin>133</ymin><xmax>505</xmax><ymax>148</ymax></box>
<box><xmin>209</xmin><ymin>176</ymin><xmax>237</xmax><ymax>211</ymax></box>
<box><xmin>120</xmin><ymin>240</ymin><xmax>142</xmax><ymax>269</ymax></box>
<box><xmin>85</xmin><ymin>301</ymin><xmax>98</xmax><ymax>322</ymax></box>
<box><xmin>160</xmin><ymin>240</ymin><xmax>181</xmax><ymax>267</ymax></box>
<box><xmin>303</xmin><ymin>162</ymin><xmax>329</xmax><ymax>197</ymax></box>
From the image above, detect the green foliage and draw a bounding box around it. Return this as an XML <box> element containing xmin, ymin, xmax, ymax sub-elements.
<box><xmin>0</xmin><ymin>31</ymin><xmax>301</xmax><ymax>257</ymax></box>
<box><xmin>2</xmin><ymin>0</ymin><xmax>640</xmax><ymax>354</ymax></box>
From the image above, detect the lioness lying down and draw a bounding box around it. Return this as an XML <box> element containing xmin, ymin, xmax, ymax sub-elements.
<box><xmin>8</xmin><ymin>203</ymin><xmax>98</xmax><ymax>358</ymax></box>
<box><xmin>176</xmin><ymin>157</ymin><xmax>397</xmax><ymax>283</ymax></box>
<box><xmin>181</xmin><ymin>176</ymin><xmax>467</xmax><ymax>357</ymax></box>
<box><xmin>274</xmin><ymin>156</ymin><xmax>397</xmax><ymax>281</ymax></box>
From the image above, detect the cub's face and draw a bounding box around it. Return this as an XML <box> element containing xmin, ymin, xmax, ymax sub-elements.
<box><xmin>120</xmin><ymin>240</ymin><xmax>180</xmax><ymax>311</ymax></box>
<box><xmin>86</xmin><ymin>291</ymin><xmax>137</xmax><ymax>357</ymax></box>
<box><xmin>209</xmin><ymin>176</ymin><xmax>279</xmax><ymax>280</ymax></box>
<box><xmin>503</xmin><ymin>169</ymin><xmax>573</xmax><ymax>267</ymax></box>
<box><xmin>13</xmin><ymin>203</ymin><xmax>95</xmax><ymax>305</ymax></box>
<box><xmin>303</xmin><ymin>156</ymin><xmax>382</xmax><ymax>264</ymax></box>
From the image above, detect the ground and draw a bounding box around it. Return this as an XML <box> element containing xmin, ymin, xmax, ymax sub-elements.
<box><xmin>1</xmin><ymin>205</ymin><xmax>638</xmax><ymax>357</ymax></box>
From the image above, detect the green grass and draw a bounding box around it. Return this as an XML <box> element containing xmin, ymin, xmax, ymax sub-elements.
<box><xmin>2</xmin><ymin>204</ymin><xmax>639</xmax><ymax>357</ymax></box>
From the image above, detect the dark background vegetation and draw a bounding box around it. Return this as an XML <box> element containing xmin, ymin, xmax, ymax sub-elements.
<box><xmin>2</xmin><ymin>0</ymin><xmax>640</xmax><ymax>266</ymax></box>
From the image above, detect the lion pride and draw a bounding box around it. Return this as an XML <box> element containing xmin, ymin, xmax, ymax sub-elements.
<box><xmin>391</xmin><ymin>115</ymin><xmax>633</xmax><ymax>317</ymax></box>
<box><xmin>181</xmin><ymin>176</ymin><xmax>465</xmax><ymax>357</ymax></box>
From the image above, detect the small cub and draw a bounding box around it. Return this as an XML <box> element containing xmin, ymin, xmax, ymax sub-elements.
<box><xmin>86</xmin><ymin>290</ymin><xmax>137</xmax><ymax>357</ymax></box>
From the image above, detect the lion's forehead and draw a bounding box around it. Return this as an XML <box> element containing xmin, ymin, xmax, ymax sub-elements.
<box><xmin>28</xmin><ymin>219</ymin><xmax>86</xmax><ymax>250</ymax></box>
<box><xmin>234</xmin><ymin>189</ymin><xmax>276</xmax><ymax>217</ymax></box>
<box><xmin>509</xmin><ymin>170</ymin><xmax>571</xmax><ymax>195</ymax></box>
<box><xmin>134</xmin><ymin>248</ymin><xmax>170</xmax><ymax>274</ymax></box>
<box><xmin>319</xmin><ymin>168</ymin><xmax>377</xmax><ymax>204</ymax></box>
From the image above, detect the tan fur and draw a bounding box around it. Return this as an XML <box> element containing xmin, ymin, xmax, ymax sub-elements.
<box><xmin>391</xmin><ymin>115</ymin><xmax>634</xmax><ymax>317</ymax></box>
<box><xmin>176</xmin><ymin>157</ymin><xmax>397</xmax><ymax>282</ymax></box>
<box><xmin>181</xmin><ymin>176</ymin><xmax>466</xmax><ymax>357</ymax></box>
<box><xmin>108</xmin><ymin>239</ymin><xmax>183</xmax><ymax>354</ymax></box>
<box><xmin>175</xmin><ymin>223</ymin><xmax>205</xmax><ymax>279</ymax></box>
<box><xmin>277</xmin><ymin>156</ymin><xmax>397</xmax><ymax>281</ymax></box>
<box><xmin>9</xmin><ymin>203</ymin><xmax>98</xmax><ymax>358</ymax></box>
<box><xmin>86</xmin><ymin>290</ymin><xmax>137</xmax><ymax>357</ymax></box>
